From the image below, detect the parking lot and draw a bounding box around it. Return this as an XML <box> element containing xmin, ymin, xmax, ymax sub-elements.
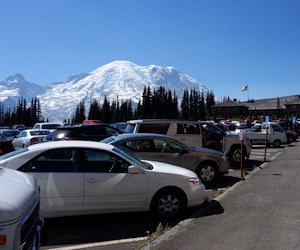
<box><xmin>40</xmin><ymin>144</ymin><xmax>289</xmax><ymax>250</ymax></box>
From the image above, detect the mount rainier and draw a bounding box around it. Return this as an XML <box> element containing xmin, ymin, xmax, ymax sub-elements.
<box><xmin>0</xmin><ymin>60</ymin><xmax>208</xmax><ymax>123</ymax></box>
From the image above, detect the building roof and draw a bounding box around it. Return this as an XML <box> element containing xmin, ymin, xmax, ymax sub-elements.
<box><xmin>214</xmin><ymin>95</ymin><xmax>300</xmax><ymax>110</ymax></box>
<box><xmin>212</xmin><ymin>99</ymin><xmax>248</xmax><ymax>108</ymax></box>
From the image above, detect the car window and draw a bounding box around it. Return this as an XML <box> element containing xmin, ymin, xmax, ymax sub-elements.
<box><xmin>138</xmin><ymin>123</ymin><xmax>170</xmax><ymax>134</ymax></box>
<box><xmin>41</xmin><ymin>124</ymin><xmax>60</xmax><ymax>130</ymax></box>
<box><xmin>104</xmin><ymin>126</ymin><xmax>120</xmax><ymax>136</ymax></box>
<box><xmin>154</xmin><ymin>139</ymin><xmax>183</xmax><ymax>153</ymax></box>
<box><xmin>177</xmin><ymin>123</ymin><xmax>200</xmax><ymax>134</ymax></box>
<box><xmin>272</xmin><ymin>124</ymin><xmax>283</xmax><ymax>132</ymax></box>
<box><xmin>19</xmin><ymin>131</ymin><xmax>26</xmax><ymax>137</ymax></box>
<box><xmin>18</xmin><ymin>148</ymin><xmax>78</xmax><ymax>172</ymax></box>
<box><xmin>124</xmin><ymin>123</ymin><xmax>136</xmax><ymax>133</ymax></box>
<box><xmin>83</xmin><ymin>126</ymin><xmax>105</xmax><ymax>136</ymax></box>
<box><xmin>30</xmin><ymin>130</ymin><xmax>50</xmax><ymax>136</ymax></box>
<box><xmin>122</xmin><ymin>139</ymin><xmax>156</xmax><ymax>152</ymax></box>
<box><xmin>84</xmin><ymin>149</ymin><xmax>129</xmax><ymax>173</ymax></box>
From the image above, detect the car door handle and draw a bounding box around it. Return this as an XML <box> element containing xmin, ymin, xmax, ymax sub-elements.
<box><xmin>86</xmin><ymin>178</ymin><xmax>98</xmax><ymax>183</ymax></box>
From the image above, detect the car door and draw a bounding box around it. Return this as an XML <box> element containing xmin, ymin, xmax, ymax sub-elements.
<box><xmin>82</xmin><ymin>148</ymin><xmax>148</xmax><ymax>214</ymax></box>
<box><xmin>121</xmin><ymin>138</ymin><xmax>193</xmax><ymax>170</ymax></box>
<box><xmin>18</xmin><ymin>148</ymin><xmax>84</xmax><ymax>217</ymax></box>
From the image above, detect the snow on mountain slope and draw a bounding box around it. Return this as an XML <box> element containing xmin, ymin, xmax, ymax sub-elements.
<box><xmin>0</xmin><ymin>61</ymin><xmax>207</xmax><ymax>123</ymax></box>
<box><xmin>39</xmin><ymin>61</ymin><xmax>207</xmax><ymax>122</ymax></box>
<box><xmin>0</xmin><ymin>74</ymin><xmax>45</xmax><ymax>103</ymax></box>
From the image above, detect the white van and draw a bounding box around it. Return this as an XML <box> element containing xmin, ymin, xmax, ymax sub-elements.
<box><xmin>125</xmin><ymin>119</ymin><xmax>252</xmax><ymax>164</ymax></box>
<box><xmin>33</xmin><ymin>123</ymin><xmax>61</xmax><ymax>132</ymax></box>
<box><xmin>0</xmin><ymin>167</ymin><xmax>42</xmax><ymax>249</ymax></box>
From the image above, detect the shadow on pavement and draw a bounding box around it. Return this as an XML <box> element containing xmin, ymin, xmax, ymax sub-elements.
<box><xmin>187</xmin><ymin>200</ymin><xmax>224</xmax><ymax>219</ymax></box>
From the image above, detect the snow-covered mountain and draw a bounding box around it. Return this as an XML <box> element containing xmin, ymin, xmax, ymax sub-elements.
<box><xmin>0</xmin><ymin>74</ymin><xmax>46</xmax><ymax>107</ymax></box>
<box><xmin>0</xmin><ymin>61</ymin><xmax>208</xmax><ymax>122</ymax></box>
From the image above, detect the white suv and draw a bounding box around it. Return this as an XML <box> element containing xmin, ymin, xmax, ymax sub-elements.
<box><xmin>125</xmin><ymin>119</ymin><xmax>252</xmax><ymax>164</ymax></box>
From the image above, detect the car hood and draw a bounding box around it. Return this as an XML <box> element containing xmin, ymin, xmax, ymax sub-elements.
<box><xmin>142</xmin><ymin>160</ymin><xmax>197</xmax><ymax>177</ymax></box>
<box><xmin>0</xmin><ymin>168</ymin><xmax>39</xmax><ymax>222</ymax></box>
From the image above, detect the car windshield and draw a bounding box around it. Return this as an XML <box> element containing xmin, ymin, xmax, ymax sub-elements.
<box><xmin>0</xmin><ymin>148</ymin><xmax>28</xmax><ymax>161</ymax></box>
<box><xmin>112</xmin><ymin>146</ymin><xmax>152</xmax><ymax>170</ymax></box>
<box><xmin>0</xmin><ymin>133</ymin><xmax>7</xmax><ymax>139</ymax></box>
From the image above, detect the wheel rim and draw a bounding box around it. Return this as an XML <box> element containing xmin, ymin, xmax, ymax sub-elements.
<box><xmin>157</xmin><ymin>194</ymin><xmax>180</xmax><ymax>217</ymax></box>
<box><xmin>199</xmin><ymin>165</ymin><xmax>215</xmax><ymax>182</ymax></box>
<box><xmin>232</xmin><ymin>149</ymin><xmax>241</xmax><ymax>162</ymax></box>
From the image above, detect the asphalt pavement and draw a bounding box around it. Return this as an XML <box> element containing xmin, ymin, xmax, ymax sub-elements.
<box><xmin>145</xmin><ymin>141</ymin><xmax>300</xmax><ymax>250</ymax></box>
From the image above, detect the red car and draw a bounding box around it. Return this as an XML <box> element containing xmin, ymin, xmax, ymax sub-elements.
<box><xmin>0</xmin><ymin>133</ymin><xmax>15</xmax><ymax>155</ymax></box>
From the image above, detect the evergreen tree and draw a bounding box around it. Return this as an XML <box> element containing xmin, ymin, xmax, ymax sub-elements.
<box><xmin>206</xmin><ymin>90</ymin><xmax>215</xmax><ymax>119</ymax></box>
<box><xmin>181</xmin><ymin>89</ymin><xmax>189</xmax><ymax>119</ymax></box>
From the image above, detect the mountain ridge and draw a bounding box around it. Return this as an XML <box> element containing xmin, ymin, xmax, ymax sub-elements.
<box><xmin>0</xmin><ymin>60</ymin><xmax>207</xmax><ymax>122</ymax></box>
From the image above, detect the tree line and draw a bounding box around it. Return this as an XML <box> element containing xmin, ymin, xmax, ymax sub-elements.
<box><xmin>0</xmin><ymin>86</ymin><xmax>216</xmax><ymax>127</ymax></box>
<box><xmin>71</xmin><ymin>86</ymin><xmax>215</xmax><ymax>124</ymax></box>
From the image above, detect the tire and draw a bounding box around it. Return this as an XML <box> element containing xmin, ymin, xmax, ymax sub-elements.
<box><xmin>273</xmin><ymin>140</ymin><xmax>281</xmax><ymax>148</ymax></box>
<box><xmin>229</xmin><ymin>145</ymin><xmax>243</xmax><ymax>164</ymax></box>
<box><xmin>197</xmin><ymin>161</ymin><xmax>219</xmax><ymax>183</ymax></box>
<box><xmin>150</xmin><ymin>189</ymin><xmax>186</xmax><ymax>219</ymax></box>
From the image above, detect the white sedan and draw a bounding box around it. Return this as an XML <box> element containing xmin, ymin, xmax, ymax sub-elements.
<box><xmin>12</xmin><ymin>129</ymin><xmax>50</xmax><ymax>149</ymax></box>
<box><xmin>0</xmin><ymin>141</ymin><xmax>206</xmax><ymax>219</ymax></box>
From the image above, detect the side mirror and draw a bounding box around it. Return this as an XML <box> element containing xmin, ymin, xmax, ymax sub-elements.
<box><xmin>128</xmin><ymin>165</ymin><xmax>142</xmax><ymax>174</ymax></box>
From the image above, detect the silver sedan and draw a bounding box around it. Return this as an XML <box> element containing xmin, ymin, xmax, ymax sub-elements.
<box><xmin>101</xmin><ymin>133</ymin><xmax>229</xmax><ymax>183</ymax></box>
<box><xmin>12</xmin><ymin>129</ymin><xmax>50</xmax><ymax>149</ymax></box>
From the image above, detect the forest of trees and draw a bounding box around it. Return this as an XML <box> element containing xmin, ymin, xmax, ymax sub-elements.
<box><xmin>0</xmin><ymin>86</ymin><xmax>216</xmax><ymax>127</ymax></box>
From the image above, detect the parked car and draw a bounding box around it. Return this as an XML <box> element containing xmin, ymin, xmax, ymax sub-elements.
<box><xmin>0</xmin><ymin>129</ymin><xmax>20</xmax><ymax>141</ymax></box>
<box><xmin>0</xmin><ymin>133</ymin><xmax>15</xmax><ymax>155</ymax></box>
<box><xmin>273</xmin><ymin>120</ymin><xmax>298</xmax><ymax>142</ymax></box>
<box><xmin>33</xmin><ymin>122</ymin><xmax>62</xmax><ymax>132</ymax></box>
<box><xmin>43</xmin><ymin>124</ymin><xmax>122</xmax><ymax>142</ymax></box>
<box><xmin>0</xmin><ymin>141</ymin><xmax>206</xmax><ymax>219</ymax></box>
<box><xmin>101</xmin><ymin>133</ymin><xmax>229</xmax><ymax>183</ymax></box>
<box><xmin>12</xmin><ymin>129</ymin><xmax>50</xmax><ymax>149</ymax></box>
<box><xmin>0</xmin><ymin>167</ymin><xmax>42</xmax><ymax>249</ymax></box>
<box><xmin>243</xmin><ymin>122</ymin><xmax>287</xmax><ymax>147</ymax></box>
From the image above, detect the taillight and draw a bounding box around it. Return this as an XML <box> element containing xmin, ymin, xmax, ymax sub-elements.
<box><xmin>30</xmin><ymin>138</ymin><xmax>39</xmax><ymax>143</ymax></box>
<box><xmin>64</xmin><ymin>137</ymin><xmax>75</xmax><ymax>140</ymax></box>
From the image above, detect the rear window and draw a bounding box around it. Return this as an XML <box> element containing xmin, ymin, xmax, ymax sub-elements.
<box><xmin>30</xmin><ymin>130</ymin><xmax>50</xmax><ymax>136</ymax></box>
<box><xmin>41</xmin><ymin>124</ymin><xmax>61</xmax><ymax>129</ymax></box>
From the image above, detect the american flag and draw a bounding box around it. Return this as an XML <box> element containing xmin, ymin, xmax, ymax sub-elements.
<box><xmin>241</xmin><ymin>85</ymin><xmax>248</xmax><ymax>92</ymax></box>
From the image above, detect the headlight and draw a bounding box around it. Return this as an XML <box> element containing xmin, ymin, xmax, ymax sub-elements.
<box><xmin>187</xmin><ymin>177</ymin><xmax>201</xmax><ymax>185</ymax></box>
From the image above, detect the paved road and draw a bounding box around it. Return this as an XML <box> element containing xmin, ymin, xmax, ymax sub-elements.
<box><xmin>145</xmin><ymin>141</ymin><xmax>300</xmax><ymax>250</ymax></box>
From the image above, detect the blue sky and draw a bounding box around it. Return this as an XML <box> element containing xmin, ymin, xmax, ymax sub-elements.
<box><xmin>1</xmin><ymin>0</ymin><xmax>300</xmax><ymax>101</ymax></box>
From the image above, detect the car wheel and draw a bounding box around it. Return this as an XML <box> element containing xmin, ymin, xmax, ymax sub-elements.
<box><xmin>228</xmin><ymin>146</ymin><xmax>242</xmax><ymax>164</ymax></box>
<box><xmin>287</xmin><ymin>137</ymin><xmax>293</xmax><ymax>144</ymax></box>
<box><xmin>197</xmin><ymin>162</ymin><xmax>218</xmax><ymax>183</ymax></box>
<box><xmin>150</xmin><ymin>188</ymin><xmax>186</xmax><ymax>219</ymax></box>
<box><xmin>273</xmin><ymin>140</ymin><xmax>281</xmax><ymax>148</ymax></box>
